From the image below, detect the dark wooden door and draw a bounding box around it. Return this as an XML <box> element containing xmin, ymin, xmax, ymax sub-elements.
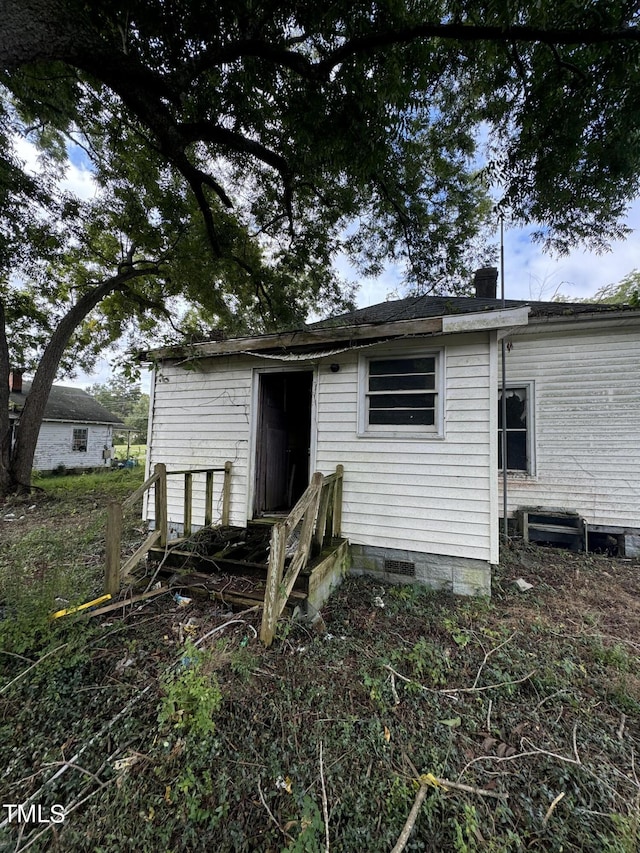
<box><xmin>254</xmin><ymin>372</ymin><xmax>313</xmax><ymax>516</ymax></box>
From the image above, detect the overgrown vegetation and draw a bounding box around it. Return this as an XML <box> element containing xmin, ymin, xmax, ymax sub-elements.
<box><xmin>1</xmin><ymin>473</ymin><xmax>639</xmax><ymax>851</ymax></box>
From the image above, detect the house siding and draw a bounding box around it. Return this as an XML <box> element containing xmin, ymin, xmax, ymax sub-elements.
<box><xmin>147</xmin><ymin>357</ymin><xmax>254</xmax><ymax>531</ymax></box>
<box><xmin>500</xmin><ymin>322</ymin><xmax>640</xmax><ymax>528</ymax></box>
<box><xmin>148</xmin><ymin>333</ymin><xmax>496</xmax><ymax>575</ymax></box>
<box><xmin>315</xmin><ymin>334</ymin><xmax>495</xmax><ymax>563</ymax></box>
<box><xmin>32</xmin><ymin>422</ymin><xmax>113</xmax><ymax>471</ymax></box>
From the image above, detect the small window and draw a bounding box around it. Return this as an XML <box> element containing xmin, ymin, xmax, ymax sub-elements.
<box><xmin>361</xmin><ymin>353</ymin><xmax>441</xmax><ymax>436</ymax></box>
<box><xmin>498</xmin><ymin>386</ymin><xmax>532</xmax><ymax>472</ymax></box>
<box><xmin>72</xmin><ymin>428</ymin><xmax>88</xmax><ymax>452</ymax></box>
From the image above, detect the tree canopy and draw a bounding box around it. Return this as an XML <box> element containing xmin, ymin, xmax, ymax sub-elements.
<box><xmin>3</xmin><ymin>0</ymin><xmax>640</xmax><ymax>282</ymax></box>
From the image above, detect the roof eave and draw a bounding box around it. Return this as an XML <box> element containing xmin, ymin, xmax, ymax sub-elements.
<box><xmin>144</xmin><ymin>306</ymin><xmax>530</xmax><ymax>362</ymax></box>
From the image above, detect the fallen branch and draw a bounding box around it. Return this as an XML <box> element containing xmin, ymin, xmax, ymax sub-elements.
<box><xmin>542</xmin><ymin>791</ymin><xmax>565</xmax><ymax>827</ymax></box>
<box><xmin>390</xmin><ymin>770</ymin><xmax>508</xmax><ymax>853</ymax></box>
<box><xmin>257</xmin><ymin>779</ymin><xmax>293</xmax><ymax>842</ymax></box>
<box><xmin>439</xmin><ymin>670</ymin><xmax>536</xmax><ymax>695</ymax></box>
<box><xmin>383</xmin><ymin>664</ymin><xmax>535</xmax><ymax>697</ymax></box>
<box><xmin>472</xmin><ymin>632</ymin><xmax>516</xmax><ymax>689</ymax></box>
<box><xmin>193</xmin><ymin>606</ymin><xmax>260</xmax><ymax>649</ymax></box>
<box><xmin>390</xmin><ymin>780</ymin><xmax>430</xmax><ymax>853</ymax></box>
<box><xmin>319</xmin><ymin>741</ymin><xmax>330</xmax><ymax>853</ymax></box>
<box><xmin>389</xmin><ymin>670</ymin><xmax>400</xmax><ymax>705</ymax></box>
<box><xmin>87</xmin><ymin>586</ymin><xmax>171</xmax><ymax>617</ymax></box>
<box><xmin>435</xmin><ymin>776</ymin><xmax>508</xmax><ymax>799</ymax></box>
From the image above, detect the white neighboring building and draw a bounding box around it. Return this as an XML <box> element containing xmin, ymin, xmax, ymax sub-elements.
<box><xmin>9</xmin><ymin>375</ymin><xmax>125</xmax><ymax>472</ymax></box>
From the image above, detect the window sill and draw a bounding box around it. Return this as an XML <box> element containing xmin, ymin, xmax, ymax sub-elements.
<box><xmin>358</xmin><ymin>431</ymin><xmax>445</xmax><ymax>441</ymax></box>
<box><xmin>499</xmin><ymin>470</ymin><xmax>536</xmax><ymax>481</ymax></box>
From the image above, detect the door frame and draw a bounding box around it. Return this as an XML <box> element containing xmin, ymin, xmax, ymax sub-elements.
<box><xmin>247</xmin><ymin>364</ymin><xmax>318</xmax><ymax>521</ymax></box>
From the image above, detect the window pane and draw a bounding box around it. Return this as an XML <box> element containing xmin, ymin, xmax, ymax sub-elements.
<box><xmin>369</xmin><ymin>373</ymin><xmax>435</xmax><ymax>391</ymax></box>
<box><xmin>72</xmin><ymin>428</ymin><xmax>88</xmax><ymax>452</ymax></box>
<box><xmin>370</xmin><ymin>408</ymin><xmax>435</xmax><ymax>425</ymax></box>
<box><xmin>498</xmin><ymin>429</ymin><xmax>527</xmax><ymax>470</ymax></box>
<box><xmin>498</xmin><ymin>388</ymin><xmax>527</xmax><ymax>429</ymax></box>
<box><xmin>369</xmin><ymin>357</ymin><xmax>435</xmax><ymax>376</ymax></box>
<box><xmin>369</xmin><ymin>393</ymin><xmax>435</xmax><ymax>410</ymax></box>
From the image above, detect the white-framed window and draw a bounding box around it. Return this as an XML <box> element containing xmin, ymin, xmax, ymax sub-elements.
<box><xmin>72</xmin><ymin>427</ymin><xmax>88</xmax><ymax>452</ymax></box>
<box><xmin>498</xmin><ymin>383</ymin><xmax>534</xmax><ymax>474</ymax></box>
<box><xmin>359</xmin><ymin>350</ymin><xmax>443</xmax><ymax>437</ymax></box>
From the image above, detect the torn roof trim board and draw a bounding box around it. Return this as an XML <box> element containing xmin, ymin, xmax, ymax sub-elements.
<box><xmin>145</xmin><ymin>306</ymin><xmax>530</xmax><ymax>363</ymax></box>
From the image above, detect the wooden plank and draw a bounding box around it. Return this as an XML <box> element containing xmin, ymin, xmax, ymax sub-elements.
<box><xmin>120</xmin><ymin>529</ymin><xmax>162</xmax><ymax>580</ymax></box>
<box><xmin>204</xmin><ymin>470</ymin><xmax>214</xmax><ymax>527</ymax></box>
<box><xmin>87</xmin><ymin>586</ymin><xmax>170</xmax><ymax>618</ymax></box>
<box><xmin>260</xmin><ymin>522</ymin><xmax>287</xmax><ymax>646</ymax></box>
<box><xmin>222</xmin><ymin>461</ymin><xmax>232</xmax><ymax>526</ymax></box>
<box><xmin>184</xmin><ymin>472</ymin><xmax>193</xmax><ymax>537</ymax></box>
<box><xmin>313</xmin><ymin>479</ymin><xmax>332</xmax><ymax>551</ymax></box>
<box><xmin>333</xmin><ymin>464</ymin><xmax>344</xmax><ymax>538</ymax></box>
<box><xmin>527</xmin><ymin>522</ymin><xmax>582</xmax><ymax>535</ymax></box>
<box><xmin>154</xmin><ymin>462</ymin><xmax>168</xmax><ymax>547</ymax></box>
<box><xmin>123</xmin><ymin>471</ymin><xmax>160</xmax><ymax>509</ymax></box>
<box><xmin>167</xmin><ymin>466</ymin><xmax>227</xmax><ymax>475</ymax></box>
<box><xmin>149</xmin><ymin>315</ymin><xmax>444</xmax><ymax>360</ymax></box>
<box><xmin>284</xmin><ymin>472</ymin><xmax>323</xmax><ymax>535</ymax></box>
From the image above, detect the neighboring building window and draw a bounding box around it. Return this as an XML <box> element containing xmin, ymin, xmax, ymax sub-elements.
<box><xmin>498</xmin><ymin>386</ymin><xmax>532</xmax><ymax>472</ymax></box>
<box><xmin>360</xmin><ymin>353</ymin><xmax>441</xmax><ymax>436</ymax></box>
<box><xmin>72</xmin><ymin>428</ymin><xmax>88</xmax><ymax>452</ymax></box>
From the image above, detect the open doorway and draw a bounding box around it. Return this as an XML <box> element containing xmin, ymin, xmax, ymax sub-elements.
<box><xmin>254</xmin><ymin>371</ymin><xmax>314</xmax><ymax>516</ymax></box>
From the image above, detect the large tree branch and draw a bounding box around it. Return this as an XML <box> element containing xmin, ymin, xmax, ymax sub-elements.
<box><xmin>178</xmin><ymin>23</ymin><xmax>640</xmax><ymax>85</ymax></box>
<box><xmin>314</xmin><ymin>22</ymin><xmax>640</xmax><ymax>78</ymax></box>
<box><xmin>178</xmin><ymin>122</ymin><xmax>292</xmax><ymax>180</ymax></box>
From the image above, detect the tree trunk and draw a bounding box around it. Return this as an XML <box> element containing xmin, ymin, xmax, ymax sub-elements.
<box><xmin>2</xmin><ymin>265</ymin><xmax>155</xmax><ymax>497</ymax></box>
<box><xmin>0</xmin><ymin>300</ymin><xmax>12</xmax><ymax>497</ymax></box>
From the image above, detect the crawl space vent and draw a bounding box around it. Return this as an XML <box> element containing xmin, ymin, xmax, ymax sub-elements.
<box><xmin>384</xmin><ymin>558</ymin><xmax>416</xmax><ymax>577</ymax></box>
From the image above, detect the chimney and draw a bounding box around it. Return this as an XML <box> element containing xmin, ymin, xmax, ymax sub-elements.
<box><xmin>473</xmin><ymin>267</ymin><xmax>498</xmax><ymax>299</ymax></box>
<box><xmin>9</xmin><ymin>369</ymin><xmax>23</xmax><ymax>394</ymax></box>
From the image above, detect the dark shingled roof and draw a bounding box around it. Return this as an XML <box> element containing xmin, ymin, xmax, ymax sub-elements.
<box><xmin>311</xmin><ymin>295</ymin><xmax>640</xmax><ymax>329</ymax></box>
<box><xmin>9</xmin><ymin>383</ymin><xmax>125</xmax><ymax>426</ymax></box>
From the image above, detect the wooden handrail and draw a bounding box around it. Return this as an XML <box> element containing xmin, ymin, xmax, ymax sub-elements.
<box><xmin>260</xmin><ymin>465</ymin><xmax>344</xmax><ymax>646</ymax></box>
<box><xmin>105</xmin><ymin>460</ymin><xmax>233</xmax><ymax>596</ymax></box>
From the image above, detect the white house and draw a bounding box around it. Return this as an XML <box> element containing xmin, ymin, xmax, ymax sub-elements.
<box><xmin>9</xmin><ymin>374</ymin><xmax>125</xmax><ymax>472</ymax></box>
<box><xmin>144</xmin><ymin>270</ymin><xmax>640</xmax><ymax>594</ymax></box>
<box><xmin>145</xmin><ymin>270</ymin><xmax>544</xmax><ymax>595</ymax></box>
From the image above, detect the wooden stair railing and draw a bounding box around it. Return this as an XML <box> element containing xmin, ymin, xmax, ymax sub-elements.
<box><xmin>105</xmin><ymin>461</ymin><xmax>232</xmax><ymax>596</ymax></box>
<box><xmin>260</xmin><ymin>464</ymin><xmax>344</xmax><ymax>646</ymax></box>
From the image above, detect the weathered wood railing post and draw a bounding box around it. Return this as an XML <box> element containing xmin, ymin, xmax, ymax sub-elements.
<box><xmin>105</xmin><ymin>501</ymin><xmax>122</xmax><ymax>596</ymax></box>
<box><xmin>154</xmin><ymin>462</ymin><xmax>168</xmax><ymax>547</ymax></box>
<box><xmin>183</xmin><ymin>471</ymin><xmax>193</xmax><ymax>537</ymax></box>
<box><xmin>204</xmin><ymin>470</ymin><xmax>214</xmax><ymax>527</ymax></box>
<box><xmin>333</xmin><ymin>464</ymin><xmax>344</xmax><ymax>538</ymax></box>
<box><xmin>260</xmin><ymin>522</ymin><xmax>287</xmax><ymax>645</ymax></box>
<box><xmin>222</xmin><ymin>460</ymin><xmax>232</xmax><ymax>526</ymax></box>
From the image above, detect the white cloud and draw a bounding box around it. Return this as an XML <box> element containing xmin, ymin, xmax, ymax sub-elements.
<box><xmin>503</xmin><ymin>199</ymin><xmax>640</xmax><ymax>301</ymax></box>
<box><xmin>13</xmin><ymin>135</ymin><xmax>97</xmax><ymax>201</ymax></box>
